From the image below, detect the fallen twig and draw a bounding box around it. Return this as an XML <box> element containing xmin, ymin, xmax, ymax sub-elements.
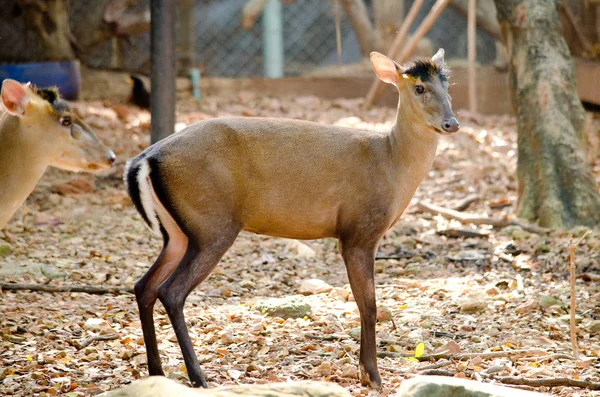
<box><xmin>0</xmin><ymin>283</ymin><xmax>134</xmax><ymax>294</ymax></box>
<box><xmin>415</xmin><ymin>200</ymin><xmax>550</xmax><ymax>234</ymax></box>
<box><xmin>305</xmin><ymin>333</ymin><xmax>346</xmax><ymax>341</ymax></box>
<box><xmin>520</xmin><ymin>353</ymin><xmax>575</xmax><ymax>362</ymax></box>
<box><xmin>485</xmin><ymin>374</ymin><xmax>600</xmax><ymax>391</ymax></box>
<box><xmin>377</xmin><ymin>349</ymin><xmax>547</xmax><ymax>361</ymax></box>
<box><xmin>380</xmin><ymin>360</ymin><xmax>453</xmax><ymax>374</ymax></box>
<box><xmin>419</xmin><ymin>359</ymin><xmax>453</xmax><ymax>370</ymax></box>
<box><xmin>568</xmin><ymin>230</ymin><xmax>591</xmax><ymax>360</ymax></box>
<box><xmin>69</xmin><ymin>333</ymin><xmax>119</xmax><ymax>349</ymax></box>
<box><xmin>404</xmin><ymin>371</ymin><xmax>600</xmax><ymax>391</ymax></box>
<box><xmin>437</xmin><ymin>228</ymin><xmax>489</xmax><ymax>238</ymax></box>
<box><xmin>419</xmin><ymin>369</ymin><xmax>456</xmax><ymax>376</ymax></box>
<box><xmin>452</xmin><ymin>194</ymin><xmax>480</xmax><ymax>211</ymax></box>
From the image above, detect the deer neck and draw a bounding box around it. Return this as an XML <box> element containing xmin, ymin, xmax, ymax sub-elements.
<box><xmin>0</xmin><ymin>113</ymin><xmax>49</xmax><ymax>228</ymax></box>
<box><xmin>386</xmin><ymin>89</ymin><xmax>439</xmax><ymax>212</ymax></box>
<box><xmin>390</xmin><ymin>89</ymin><xmax>439</xmax><ymax>169</ymax></box>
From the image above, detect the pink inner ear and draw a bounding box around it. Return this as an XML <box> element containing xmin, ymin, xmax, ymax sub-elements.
<box><xmin>371</xmin><ymin>54</ymin><xmax>398</xmax><ymax>85</ymax></box>
<box><xmin>1</xmin><ymin>80</ymin><xmax>29</xmax><ymax>116</ymax></box>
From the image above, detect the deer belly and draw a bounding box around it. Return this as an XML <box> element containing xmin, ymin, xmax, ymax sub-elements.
<box><xmin>242</xmin><ymin>202</ymin><xmax>339</xmax><ymax>240</ymax></box>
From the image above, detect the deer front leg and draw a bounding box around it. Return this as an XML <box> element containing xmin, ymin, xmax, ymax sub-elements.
<box><xmin>339</xmin><ymin>238</ymin><xmax>382</xmax><ymax>389</ymax></box>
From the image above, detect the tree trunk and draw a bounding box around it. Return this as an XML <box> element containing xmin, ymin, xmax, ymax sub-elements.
<box><xmin>19</xmin><ymin>0</ymin><xmax>75</xmax><ymax>61</ymax></box>
<box><xmin>373</xmin><ymin>0</ymin><xmax>404</xmax><ymax>52</ymax></box>
<box><xmin>494</xmin><ymin>0</ymin><xmax>600</xmax><ymax>229</ymax></box>
<box><xmin>341</xmin><ymin>0</ymin><xmax>378</xmax><ymax>57</ymax></box>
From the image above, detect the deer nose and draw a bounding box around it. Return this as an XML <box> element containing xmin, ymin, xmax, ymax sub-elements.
<box><xmin>442</xmin><ymin>117</ymin><xmax>460</xmax><ymax>133</ymax></box>
<box><xmin>107</xmin><ymin>151</ymin><xmax>116</xmax><ymax>166</ymax></box>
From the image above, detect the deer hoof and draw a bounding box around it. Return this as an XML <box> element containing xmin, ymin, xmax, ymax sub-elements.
<box><xmin>359</xmin><ymin>364</ymin><xmax>382</xmax><ymax>389</ymax></box>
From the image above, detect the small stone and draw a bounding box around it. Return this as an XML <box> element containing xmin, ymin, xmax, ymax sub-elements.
<box><xmin>290</xmin><ymin>241</ymin><xmax>316</xmax><ymax>258</ymax></box>
<box><xmin>448</xmin><ymin>250</ymin><xmax>486</xmax><ymax>262</ymax></box>
<box><xmin>118</xmin><ymin>349</ymin><xmax>134</xmax><ymax>359</ymax></box>
<box><xmin>220</xmin><ymin>331</ymin><xmax>235</xmax><ymax>345</ymax></box>
<box><xmin>227</xmin><ymin>369</ymin><xmax>243</xmax><ymax>380</ymax></box>
<box><xmin>587</xmin><ymin>321</ymin><xmax>600</xmax><ymax>335</ymax></box>
<box><xmin>515</xmin><ymin>299</ymin><xmax>538</xmax><ymax>314</ymax></box>
<box><xmin>460</xmin><ymin>300</ymin><xmax>488</xmax><ymax>313</ymax></box>
<box><xmin>50</xmin><ymin>377</ymin><xmax>70</xmax><ymax>386</ymax></box>
<box><xmin>328</xmin><ymin>287</ymin><xmax>350</xmax><ymax>302</ymax></box>
<box><xmin>54</xmin><ymin>178</ymin><xmax>94</xmax><ymax>195</ymax></box>
<box><xmin>298</xmin><ymin>279</ymin><xmax>334</xmax><ymax>295</ymax></box>
<box><xmin>511</xmin><ymin>229</ymin><xmax>530</xmax><ymax>241</ymax></box>
<box><xmin>348</xmin><ymin>327</ymin><xmax>361</xmax><ymax>341</ymax></box>
<box><xmin>376</xmin><ymin>305</ymin><xmax>393</xmax><ymax>322</ymax></box>
<box><xmin>2</xmin><ymin>333</ymin><xmax>26</xmax><ymax>343</ymax></box>
<box><xmin>485</xmin><ymin>285</ymin><xmax>500</xmax><ymax>296</ymax></box>
<box><xmin>83</xmin><ymin>318</ymin><xmax>113</xmax><ymax>334</ymax></box>
<box><xmin>69</xmin><ymin>270</ymin><xmax>86</xmax><ymax>281</ymax></box>
<box><xmin>435</xmin><ymin>340</ymin><xmax>462</xmax><ymax>354</ymax></box>
<box><xmin>340</xmin><ymin>364</ymin><xmax>358</xmax><ymax>379</ymax></box>
<box><xmin>539</xmin><ymin>296</ymin><xmax>563</xmax><ymax>309</ymax></box>
<box><xmin>254</xmin><ymin>296</ymin><xmax>312</xmax><ymax>319</ymax></box>
<box><xmin>0</xmin><ymin>243</ymin><xmax>11</xmax><ymax>257</ymax></box>
<box><xmin>316</xmin><ymin>361</ymin><xmax>333</xmax><ymax>376</ymax></box>
<box><xmin>559</xmin><ymin>314</ymin><xmax>582</xmax><ymax>324</ymax></box>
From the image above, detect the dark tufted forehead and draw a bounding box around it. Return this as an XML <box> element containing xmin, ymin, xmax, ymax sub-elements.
<box><xmin>31</xmin><ymin>85</ymin><xmax>69</xmax><ymax>113</ymax></box>
<box><xmin>403</xmin><ymin>59</ymin><xmax>449</xmax><ymax>83</ymax></box>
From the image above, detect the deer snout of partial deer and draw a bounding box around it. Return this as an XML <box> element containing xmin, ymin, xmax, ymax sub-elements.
<box><xmin>442</xmin><ymin>116</ymin><xmax>460</xmax><ymax>133</ymax></box>
<box><xmin>0</xmin><ymin>79</ymin><xmax>115</xmax><ymax>229</ymax></box>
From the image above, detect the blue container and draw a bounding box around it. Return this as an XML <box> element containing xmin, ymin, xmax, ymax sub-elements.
<box><xmin>0</xmin><ymin>60</ymin><xmax>81</xmax><ymax>100</ymax></box>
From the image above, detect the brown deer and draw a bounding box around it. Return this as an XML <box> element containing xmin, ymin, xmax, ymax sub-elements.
<box><xmin>0</xmin><ymin>79</ymin><xmax>115</xmax><ymax>229</ymax></box>
<box><xmin>125</xmin><ymin>49</ymin><xmax>459</xmax><ymax>389</ymax></box>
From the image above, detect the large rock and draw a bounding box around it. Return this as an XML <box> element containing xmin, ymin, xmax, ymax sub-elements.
<box><xmin>101</xmin><ymin>377</ymin><xmax>351</xmax><ymax>397</ymax></box>
<box><xmin>254</xmin><ymin>295</ymin><xmax>312</xmax><ymax>319</ymax></box>
<box><xmin>396</xmin><ymin>376</ymin><xmax>549</xmax><ymax>397</ymax></box>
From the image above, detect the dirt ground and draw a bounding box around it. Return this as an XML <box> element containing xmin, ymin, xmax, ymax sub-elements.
<box><xmin>1</xmin><ymin>86</ymin><xmax>600</xmax><ymax>396</ymax></box>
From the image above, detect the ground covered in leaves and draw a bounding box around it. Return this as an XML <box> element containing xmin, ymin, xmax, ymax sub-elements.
<box><xmin>1</xmin><ymin>89</ymin><xmax>600</xmax><ymax>397</ymax></box>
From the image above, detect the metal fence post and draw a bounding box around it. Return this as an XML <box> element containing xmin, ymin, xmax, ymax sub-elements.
<box><xmin>262</xmin><ymin>0</ymin><xmax>284</xmax><ymax>78</ymax></box>
<box><xmin>150</xmin><ymin>0</ymin><xmax>176</xmax><ymax>143</ymax></box>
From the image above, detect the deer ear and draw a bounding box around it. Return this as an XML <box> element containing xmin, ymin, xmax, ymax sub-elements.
<box><xmin>1</xmin><ymin>79</ymin><xmax>30</xmax><ymax>116</ymax></box>
<box><xmin>370</xmin><ymin>52</ymin><xmax>401</xmax><ymax>86</ymax></box>
<box><xmin>432</xmin><ymin>48</ymin><xmax>446</xmax><ymax>69</ymax></box>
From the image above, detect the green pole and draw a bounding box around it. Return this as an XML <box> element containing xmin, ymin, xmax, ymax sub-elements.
<box><xmin>262</xmin><ymin>0</ymin><xmax>284</xmax><ymax>78</ymax></box>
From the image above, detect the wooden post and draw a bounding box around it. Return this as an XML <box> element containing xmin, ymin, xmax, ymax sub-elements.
<box><xmin>468</xmin><ymin>0</ymin><xmax>477</xmax><ymax>113</ymax></box>
<box><xmin>365</xmin><ymin>0</ymin><xmax>452</xmax><ymax>108</ymax></box>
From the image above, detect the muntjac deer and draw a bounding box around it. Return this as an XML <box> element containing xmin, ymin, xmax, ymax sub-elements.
<box><xmin>125</xmin><ymin>49</ymin><xmax>459</xmax><ymax>389</ymax></box>
<box><xmin>0</xmin><ymin>79</ymin><xmax>116</xmax><ymax>229</ymax></box>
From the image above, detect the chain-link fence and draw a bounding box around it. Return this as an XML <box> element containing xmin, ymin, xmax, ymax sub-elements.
<box><xmin>1</xmin><ymin>0</ymin><xmax>500</xmax><ymax>77</ymax></box>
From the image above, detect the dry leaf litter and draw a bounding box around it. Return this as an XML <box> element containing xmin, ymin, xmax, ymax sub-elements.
<box><xmin>0</xmin><ymin>91</ymin><xmax>599</xmax><ymax>397</ymax></box>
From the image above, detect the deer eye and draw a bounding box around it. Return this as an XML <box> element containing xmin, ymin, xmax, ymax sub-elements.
<box><xmin>60</xmin><ymin>116</ymin><xmax>72</xmax><ymax>127</ymax></box>
<box><xmin>415</xmin><ymin>85</ymin><xmax>425</xmax><ymax>94</ymax></box>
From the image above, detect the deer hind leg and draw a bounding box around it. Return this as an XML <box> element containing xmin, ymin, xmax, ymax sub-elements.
<box><xmin>129</xmin><ymin>158</ymin><xmax>188</xmax><ymax>377</ymax></box>
<box><xmin>157</xmin><ymin>221</ymin><xmax>241</xmax><ymax>388</ymax></box>
<box><xmin>133</xmin><ymin>225</ymin><xmax>187</xmax><ymax>376</ymax></box>
<box><xmin>339</xmin><ymin>237</ymin><xmax>382</xmax><ymax>389</ymax></box>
